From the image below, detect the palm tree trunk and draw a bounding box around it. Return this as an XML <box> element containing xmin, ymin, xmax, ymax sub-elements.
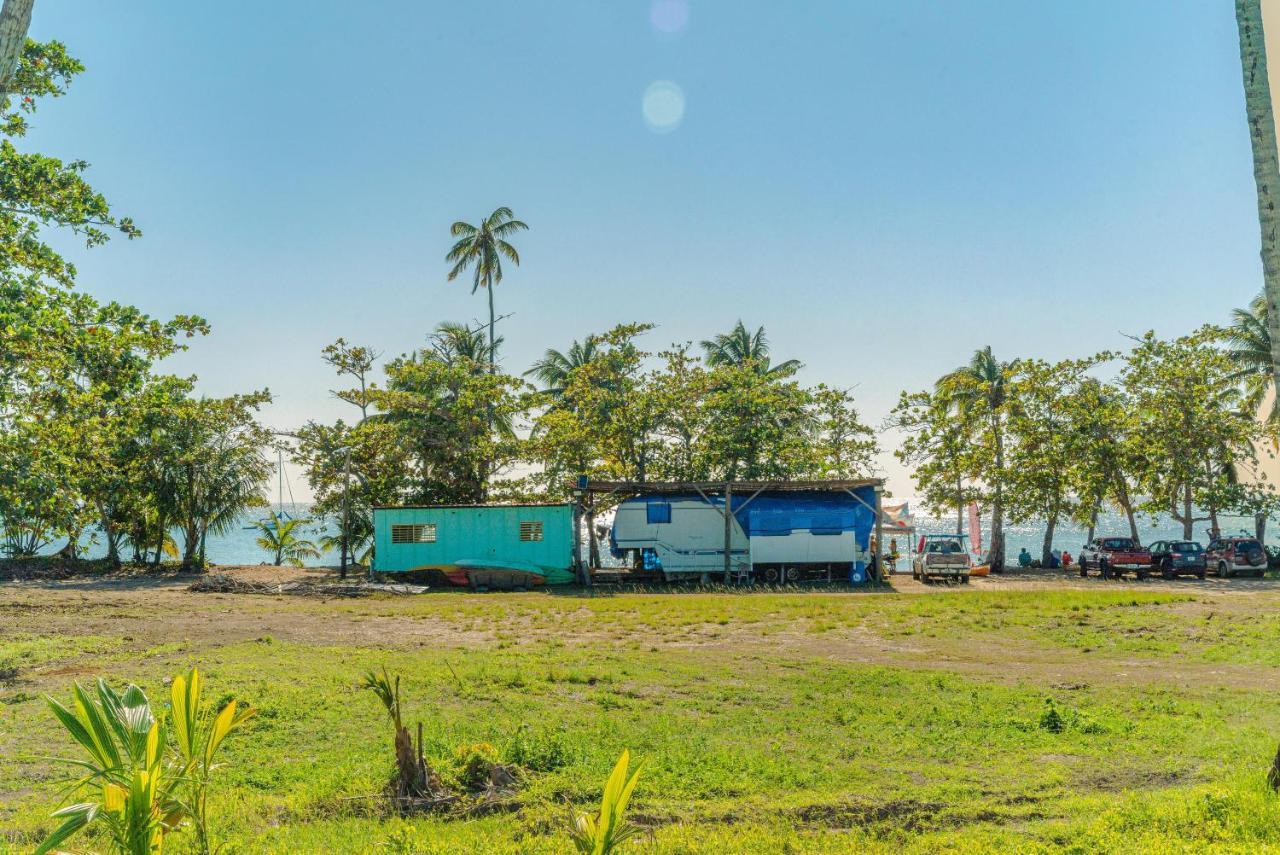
<box><xmin>487</xmin><ymin>281</ymin><xmax>496</xmax><ymax>375</ymax></box>
<box><xmin>0</xmin><ymin>0</ymin><xmax>34</xmax><ymax>101</ymax></box>
<box><xmin>986</xmin><ymin>418</ymin><xmax>1006</xmax><ymax>570</ymax></box>
<box><xmin>1237</xmin><ymin>0</ymin><xmax>1280</xmax><ymax>394</ymax></box>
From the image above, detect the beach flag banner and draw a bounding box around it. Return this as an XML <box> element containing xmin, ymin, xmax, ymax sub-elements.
<box><xmin>967</xmin><ymin>502</ymin><xmax>982</xmax><ymax>558</ymax></box>
<box><xmin>882</xmin><ymin>502</ymin><xmax>913</xmax><ymax>530</ymax></box>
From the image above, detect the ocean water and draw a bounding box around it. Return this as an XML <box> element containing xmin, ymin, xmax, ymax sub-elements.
<box><xmin>31</xmin><ymin>503</ymin><xmax>1275</xmax><ymax>569</ymax></box>
<box><xmin>38</xmin><ymin>504</ymin><xmax>340</xmax><ymax>567</ymax></box>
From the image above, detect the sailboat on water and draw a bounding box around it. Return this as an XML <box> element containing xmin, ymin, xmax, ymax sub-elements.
<box><xmin>244</xmin><ymin>448</ymin><xmax>295</xmax><ymax>530</ymax></box>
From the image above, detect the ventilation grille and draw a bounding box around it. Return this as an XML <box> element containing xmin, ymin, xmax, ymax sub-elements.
<box><xmin>519</xmin><ymin>521</ymin><xmax>544</xmax><ymax>542</ymax></box>
<box><xmin>391</xmin><ymin>523</ymin><xmax>437</xmax><ymax>544</ymax></box>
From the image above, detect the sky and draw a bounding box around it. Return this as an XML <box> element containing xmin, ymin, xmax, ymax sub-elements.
<box><xmin>25</xmin><ymin>1</ymin><xmax>1263</xmax><ymax>502</ymax></box>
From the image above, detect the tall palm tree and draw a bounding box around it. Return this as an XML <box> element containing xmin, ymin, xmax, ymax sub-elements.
<box><xmin>1236</xmin><ymin>0</ymin><xmax>1280</xmax><ymax>397</ymax></box>
<box><xmin>525</xmin><ymin>338</ymin><xmax>601</xmax><ymax>397</ymax></box>
<box><xmin>445</xmin><ymin>207</ymin><xmax>528</xmax><ymax>374</ymax></box>
<box><xmin>936</xmin><ymin>346</ymin><xmax>1010</xmax><ymax>570</ymax></box>
<box><xmin>700</xmin><ymin>320</ymin><xmax>802</xmax><ymax>378</ymax></box>
<box><xmin>1226</xmin><ymin>290</ymin><xmax>1277</xmax><ymax>420</ymax></box>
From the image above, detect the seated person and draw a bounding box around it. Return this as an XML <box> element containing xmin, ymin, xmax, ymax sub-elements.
<box><xmin>1061</xmin><ymin>550</ymin><xmax>1073</xmax><ymax>567</ymax></box>
<box><xmin>1048</xmin><ymin>549</ymin><xmax>1061</xmax><ymax>569</ymax></box>
<box><xmin>1017</xmin><ymin>547</ymin><xmax>1032</xmax><ymax>567</ymax></box>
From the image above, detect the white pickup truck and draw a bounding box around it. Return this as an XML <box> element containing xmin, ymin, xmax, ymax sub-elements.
<box><xmin>912</xmin><ymin>534</ymin><xmax>972</xmax><ymax>584</ymax></box>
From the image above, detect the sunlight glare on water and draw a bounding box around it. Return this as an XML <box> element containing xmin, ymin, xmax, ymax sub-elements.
<box><xmin>642</xmin><ymin>80</ymin><xmax>685</xmax><ymax>133</ymax></box>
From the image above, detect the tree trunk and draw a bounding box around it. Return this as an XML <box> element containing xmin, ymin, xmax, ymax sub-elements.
<box><xmin>1086</xmin><ymin>499</ymin><xmax>1099</xmax><ymax>543</ymax></box>
<box><xmin>586</xmin><ymin>508</ymin><xmax>601</xmax><ymax>568</ymax></box>
<box><xmin>1113</xmin><ymin>474</ymin><xmax>1141</xmax><ymax>543</ymax></box>
<box><xmin>1042</xmin><ymin>499</ymin><xmax>1060</xmax><ymax>566</ymax></box>
<box><xmin>956</xmin><ymin>476</ymin><xmax>964</xmax><ymax>535</ymax></box>
<box><xmin>1236</xmin><ymin>0</ymin><xmax>1280</xmax><ymax>394</ymax></box>
<box><xmin>0</xmin><ymin>0</ymin><xmax>33</xmax><ymax>101</ymax></box>
<box><xmin>1182</xmin><ymin>483</ymin><xmax>1194</xmax><ymax>540</ymax></box>
<box><xmin>486</xmin><ymin>280</ymin><xmax>497</xmax><ymax>374</ymax></box>
<box><xmin>986</xmin><ymin>420</ymin><xmax>1006</xmax><ymax>570</ymax></box>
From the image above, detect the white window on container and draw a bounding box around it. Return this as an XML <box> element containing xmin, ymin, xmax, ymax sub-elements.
<box><xmin>519</xmin><ymin>521</ymin><xmax>544</xmax><ymax>542</ymax></box>
<box><xmin>391</xmin><ymin>523</ymin><xmax>437</xmax><ymax>544</ymax></box>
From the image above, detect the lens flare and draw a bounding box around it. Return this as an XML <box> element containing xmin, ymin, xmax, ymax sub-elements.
<box><xmin>642</xmin><ymin>80</ymin><xmax>685</xmax><ymax>133</ymax></box>
<box><xmin>650</xmin><ymin>0</ymin><xmax>689</xmax><ymax>34</ymax></box>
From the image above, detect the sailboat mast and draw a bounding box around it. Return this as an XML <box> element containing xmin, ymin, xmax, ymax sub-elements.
<box><xmin>277</xmin><ymin>448</ymin><xmax>284</xmax><ymax>515</ymax></box>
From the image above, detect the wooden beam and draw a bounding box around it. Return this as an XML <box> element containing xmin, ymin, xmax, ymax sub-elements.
<box><xmin>723</xmin><ymin>481</ymin><xmax>733</xmax><ymax>583</ymax></box>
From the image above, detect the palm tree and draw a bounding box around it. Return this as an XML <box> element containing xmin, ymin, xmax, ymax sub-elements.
<box><xmin>936</xmin><ymin>346</ymin><xmax>1011</xmax><ymax>570</ymax></box>
<box><xmin>1236</xmin><ymin>0</ymin><xmax>1280</xmax><ymax>397</ymax></box>
<box><xmin>431</xmin><ymin>321</ymin><xmax>501</xmax><ymax>370</ymax></box>
<box><xmin>253</xmin><ymin>512</ymin><xmax>324</xmax><ymax>567</ymax></box>
<box><xmin>1226</xmin><ymin>290</ymin><xmax>1277</xmax><ymax>420</ymax></box>
<box><xmin>525</xmin><ymin>338</ymin><xmax>601</xmax><ymax>397</ymax></box>
<box><xmin>445</xmin><ymin>207</ymin><xmax>528</xmax><ymax>373</ymax></box>
<box><xmin>700</xmin><ymin>320</ymin><xmax>802</xmax><ymax>378</ymax></box>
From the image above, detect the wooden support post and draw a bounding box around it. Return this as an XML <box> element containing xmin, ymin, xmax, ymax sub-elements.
<box><xmin>573</xmin><ymin>500</ymin><xmax>585</xmax><ymax>585</ymax></box>
<box><xmin>723</xmin><ymin>481</ymin><xmax>733</xmax><ymax>584</ymax></box>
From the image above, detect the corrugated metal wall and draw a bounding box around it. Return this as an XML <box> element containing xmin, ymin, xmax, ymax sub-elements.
<box><xmin>373</xmin><ymin>504</ymin><xmax>574</xmax><ymax>575</ymax></box>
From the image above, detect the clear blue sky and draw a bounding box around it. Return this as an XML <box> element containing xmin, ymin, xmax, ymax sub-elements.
<box><xmin>28</xmin><ymin>1</ymin><xmax>1261</xmax><ymax>500</ymax></box>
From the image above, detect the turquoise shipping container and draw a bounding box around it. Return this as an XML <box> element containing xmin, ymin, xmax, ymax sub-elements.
<box><xmin>372</xmin><ymin>503</ymin><xmax>576</xmax><ymax>586</ymax></box>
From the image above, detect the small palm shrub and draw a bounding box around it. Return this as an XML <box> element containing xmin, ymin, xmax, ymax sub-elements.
<box><xmin>570</xmin><ymin>750</ymin><xmax>643</xmax><ymax>854</ymax></box>
<box><xmin>36</xmin><ymin>668</ymin><xmax>252</xmax><ymax>855</ymax></box>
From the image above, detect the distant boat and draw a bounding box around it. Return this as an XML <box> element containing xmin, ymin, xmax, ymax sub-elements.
<box><xmin>244</xmin><ymin>448</ymin><xmax>295</xmax><ymax>530</ymax></box>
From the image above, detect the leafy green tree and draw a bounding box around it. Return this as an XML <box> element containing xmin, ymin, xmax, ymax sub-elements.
<box><xmin>888</xmin><ymin>390</ymin><xmax>981</xmax><ymax>534</ymax></box>
<box><xmin>526</xmin><ymin>337</ymin><xmax>601</xmax><ymax>397</ymax></box>
<box><xmin>1123</xmin><ymin>328</ymin><xmax>1262</xmax><ymax>540</ymax></box>
<box><xmin>253</xmin><ymin>511</ymin><xmax>325</xmax><ymax>567</ymax></box>
<box><xmin>151</xmin><ymin>394</ymin><xmax>274</xmax><ymax>568</ymax></box>
<box><xmin>321</xmin><ymin>337</ymin><xmax>380</xmax><ymax>421</ymax></box>
<box><xmin>445</xmin><ymin>207</ymin><xmax>527</xmax><ymax>372</ymax></box>
<box><xmin>374</xmin><ymin>340</ymin><xmax>529</xmax><ymax>504</ymax></box>
<box><xmin>1005</xmin><ymin>357</ymin><xmax>1100</xmax><ymax>563</ymax></box>
<box><xmin>700</xmin><ymin>320</ymin><xmax>801</xmax><ymax>378</ymax></box>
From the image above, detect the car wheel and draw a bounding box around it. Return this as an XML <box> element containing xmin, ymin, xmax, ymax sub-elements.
<box><xmin>1079</xmin><ymin>564</ymin><xmax>1088</xmax><ymax>578</ymax></box>
<box><xmin>1136</xmin><ymin>569</ymin><xmax>1148</xmax><ymax>581</ymax></box>
<box><xmin>1256</xmin><ymin>568</ymin><xmax>1266</xmax><ymax>579</ymax></box>
<box><xmin>961</xmin><ymin>574</ymin><xmax>970</xmax><ymax>584</ymax></box>
<box><xmin>1196</xmin><ymin>569</ymin><xmax>1206</xmax><ymax>580</ymax></box>
<box><xmin>1219</xmin><ymin>561</ymin><xmax>1232</xmax><ymax>579</ymax></box>
<box><xmin>1162</xmin><ymin>565</ymin><xmax>1174</xmax><ymax>580</ymax></box>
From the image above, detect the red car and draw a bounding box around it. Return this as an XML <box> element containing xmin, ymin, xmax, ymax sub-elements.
<box><xmin>1204</xmin><ymin>536</ymin><xmax>1267</xmax><ymax>578</ymax></box>
<box><xmin>1078</xmin><ymin>537</ymin><xmax>1152</xmax><ymax>579</ymax></box>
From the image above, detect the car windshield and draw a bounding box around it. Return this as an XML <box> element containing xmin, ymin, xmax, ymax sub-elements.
<box><xmin>1102</xmin><ymin>538</ymin><xmax>1134</xmax><ymax>549</ymax></box>
<box><xmin>1172</xmin><ymin>542</ymin><xmax>1201</xmax><ymax>552</ymax></box>
<box><xmin>926</xmin><ymin>540</ymin><xmax>962</xmax><ymax>553</ymax></box>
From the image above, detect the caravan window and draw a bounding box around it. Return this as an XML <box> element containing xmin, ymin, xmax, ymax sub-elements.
<box><xmin>646</xmin><ymin>502</ymin><xmax>672</xmax><ymax>524</ymax></box>
<box><xmin>391</xmin><ymin>523</ymin><xmax>437</xmax><ymax>544</ymax></box>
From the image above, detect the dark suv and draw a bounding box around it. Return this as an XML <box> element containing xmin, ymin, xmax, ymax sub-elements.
<box><xmin>1147</xmin><ymin>541</ymin><xmax>1207</xmax><ymax>579</ymax></box>
<box><xmin>1205</xmin><ymin>537</ymin><xmax>1267</xmax><ymax>578</ymax></box>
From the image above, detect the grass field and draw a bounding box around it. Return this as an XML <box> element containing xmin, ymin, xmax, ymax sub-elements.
<box><xmin>3</xmin><ymin>571</ymin><xmax>1280</xmax><ymax>853</ymax></box>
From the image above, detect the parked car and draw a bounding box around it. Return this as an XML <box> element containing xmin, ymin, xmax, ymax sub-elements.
<box><xmin>912</xmin><ymin>534</ymin><xmax>971</xmax><ymax>584</ymax></box>
<box><xmin>1205</xmin><ymin>536</ymin><xmax>1267</xmax><ymax>578</ymax></box>
<box><xmin>1147</xmin><ymin>540</ymin><xmax>1206</xmax><ymax>580</ymax></box>
<box><xmin>1078</xmin><ymin>537</ymin><xmax>1152</xmax><ymax>579</ymax></box>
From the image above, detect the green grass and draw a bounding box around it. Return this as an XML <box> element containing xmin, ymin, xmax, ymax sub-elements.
<box><xmin>3</xmin><ymin>584</ymin><xmax>1280</xmax><ymax>852</ymax></box>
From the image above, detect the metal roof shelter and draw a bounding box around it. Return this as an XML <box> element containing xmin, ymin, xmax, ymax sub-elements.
<box><xmin>574</xmin><ymin>478</ymin><xmax>888</xmax><ymax>583</ymax></box>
